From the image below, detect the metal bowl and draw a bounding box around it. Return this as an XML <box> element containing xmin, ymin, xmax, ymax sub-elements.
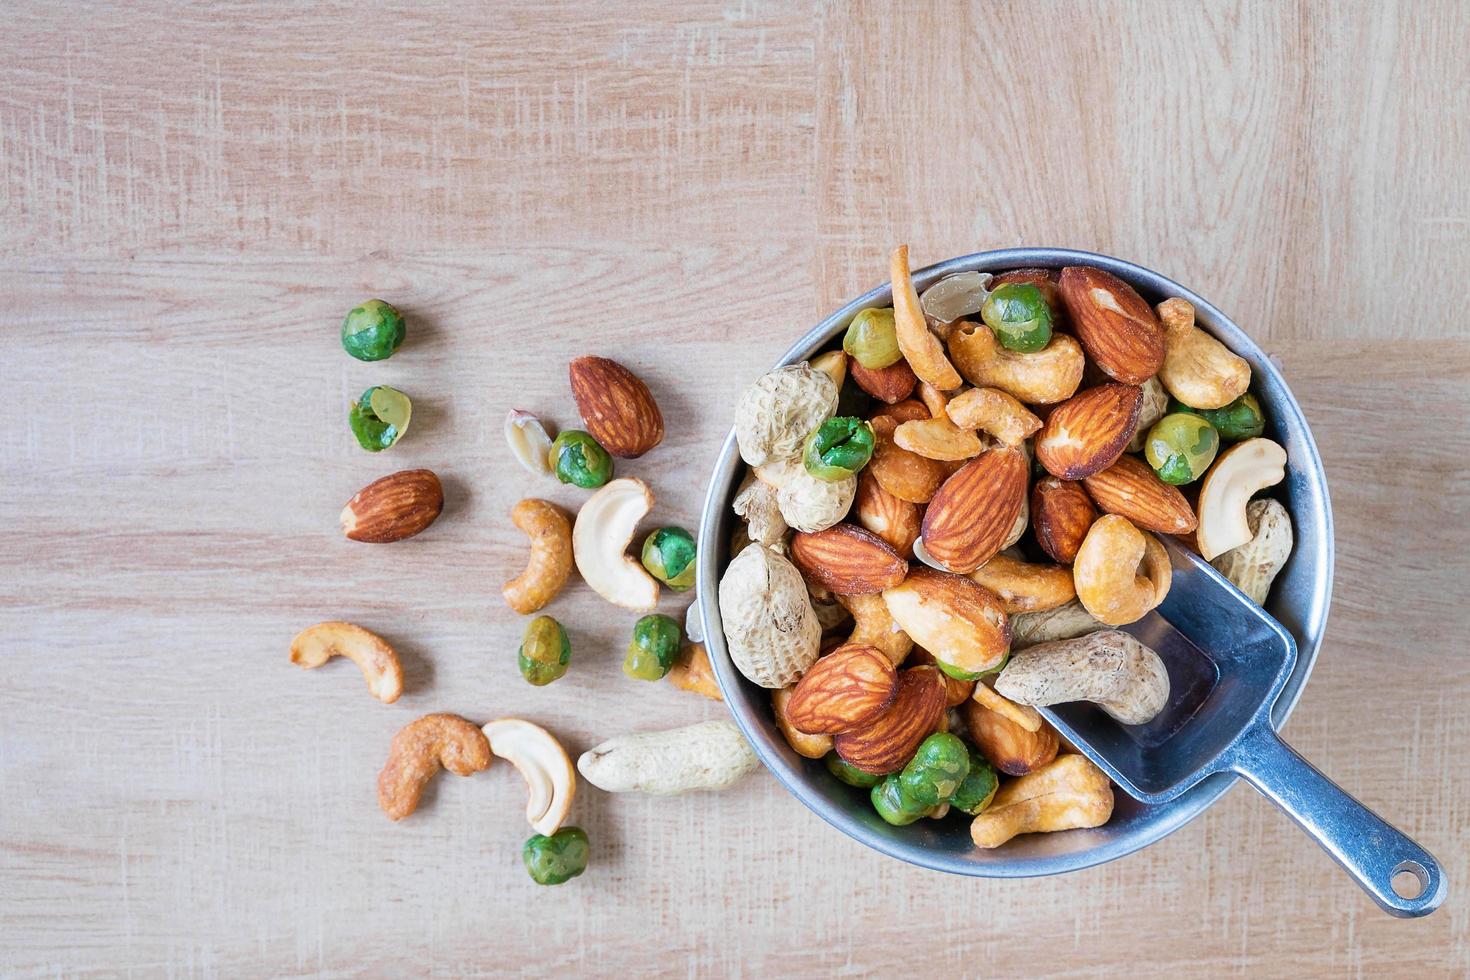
<box><xmin>696</xmin><ymin>247</ymin><xmax>1333</xmax><ymax>877</ymax></box>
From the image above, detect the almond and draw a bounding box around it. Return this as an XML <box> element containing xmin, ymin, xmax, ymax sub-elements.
<box><xmin>854</xmin><ymin>472</ymin><xmax>921</xmax><ymax>558</ymax></box>
<box><xmin>1082</xmin><ymin>453</ymin><xmax>1198</xmax><ymax>534</ymax></box>
<box><xmin>1031</xmin><ymin>475</ymin><xmax>1097</xmax><ymax>563</ymax></box>
<box><xmin>882</xmin><ymin>567</ymin><xmax>1011</xmax><ymax>677</ymax></box>
<box><xmin>1034</xmin><ymin>383</ymin><xmax>1142</xmax><ymax>480</ymax></box>
<box><xmin>919</xmin><ymin>447</ymin><xmax>1028</xmax><ymax>573</ymax></box>
<box><xmin>833</xmin><ymin>665</ymin><xmax>948</xmax><ymax>774</ymax></box>
<box><xmin>867</xmin><ymin>415</ymin><xmax>947</xmax><ymax>504</ymax></box>
<box><xmin>568</xmin><ymin>356</ymin><xmax>664</xmax><ymax>458</ymax></box>
<box><xmin>340</xmin><ymin>469</ymin><xmax>444</xmax><ymax>543</ymax></box>
<box><xmin>786</xmin><ymin>644</ymin><xmax>898</xmax><ymax>735</ymax></box>
<box><xmin>960</xmin><ymin>698</ymin><xmax>1059</xmax><ymax>776</ymax></box>
<box><xmin>849</xmin><ymin>357</ymin><xmax>917</xmax><ymax>404</ymax></box>
<box><xmin>1057</xmin><ymin>266</ymin><xmax>1164</xmax><ymax>384</ymax></box>
<box><xmin>789</xmin><ymin>523</ymin><xmax>908</xmax><ymax>595</ymax></box>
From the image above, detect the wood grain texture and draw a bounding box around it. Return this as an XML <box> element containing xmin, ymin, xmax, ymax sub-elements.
<box><xmin>3</xmin><ymin>0</ymin><xmax>1468</xmax><ymax>976</ymax></box>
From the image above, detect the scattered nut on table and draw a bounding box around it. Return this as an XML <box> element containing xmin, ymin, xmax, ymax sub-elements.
<box><xmin>577</xmin><ymin>720</ymin><xmax>759</xmax><ymax>795</ymax></box>
<box><xmin>290</xmin><ymin>621</ymin><xmax>404</xmax><ymax>704</ymax></box>
<box><xmin>502</xmin><ymin>499</ymin><xmax>573</xmax><ymax>614</ymax></box>
<box><xmin>571</xmin><ymin>477</ymin><xmax>660</xmax><ymax>612</ymax></box>
<box><xmin>483</xmin><ymin>718</ymin><xmax>576</xmax><ymax>837</ymax></box>
<box><xmin>377</xmin><ymin>713</ymin><xmax>492</xmax><ymax>821</ymax></box>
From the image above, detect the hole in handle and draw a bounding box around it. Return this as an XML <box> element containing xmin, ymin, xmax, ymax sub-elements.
<box><xmin>1391</xmin><ymin>861</ymin><xmax>1429</xmax><ymax>901</ymax></box>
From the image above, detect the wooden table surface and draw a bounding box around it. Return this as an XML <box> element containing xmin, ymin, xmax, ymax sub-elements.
<box><xmin>4</xmin><ymin>2</ymin><xmax>1468</xmax><ymax>976</ymax></box>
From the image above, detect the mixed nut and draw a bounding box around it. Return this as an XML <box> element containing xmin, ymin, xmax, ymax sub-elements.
<box><xmin>718</xmin><ymin>247</ymin><xmax>1296</xmax><ymax>848</ymax></box>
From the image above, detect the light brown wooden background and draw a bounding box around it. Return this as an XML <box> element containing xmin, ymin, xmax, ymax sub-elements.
<box><xmin>3</xmin><ymin>1</ymin><xmax>1467</xmax><ymax>976</ymax></box>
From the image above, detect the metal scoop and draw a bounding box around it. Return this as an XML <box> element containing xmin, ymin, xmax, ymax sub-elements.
<box><xmin>1037</xmin><ymin>537</ymin><xmax>1446</xmax><ymax>917</ymax></box>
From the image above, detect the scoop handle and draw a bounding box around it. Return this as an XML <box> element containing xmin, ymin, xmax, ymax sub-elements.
<box><xmin>1227</xmin><ymin>724</ymin><xmax>1445</xmax><ymax>917</ymax></box>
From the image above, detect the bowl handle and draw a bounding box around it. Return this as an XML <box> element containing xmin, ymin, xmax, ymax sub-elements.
<box><xmin>1226</xmin><ymin>724</ymin><xmax>1446</xmax><ymax>917</ymax></box>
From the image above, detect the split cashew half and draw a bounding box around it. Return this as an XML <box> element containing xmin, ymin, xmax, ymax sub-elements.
<box><xmin>1196</xmin><ymin>438</ymin><xmax>1287</xmax><ymax>561</ymax></box>
<box><xmin>996</xmin><ymin>630</ymin><xmax>1170</xmax><ymax>726</ymax></box>
<box><xmin>482</xmin><ymin>718</ymin><xmax>576</xmax><ymax>836</ymax></box>
<box><xmin>892</xmin><ymin>245</ymin><xmax>963</xmax><ymax>391</ymax></box>
<box><xmin>572</xmin><ymin>477</ymin><xmax>660</xmax><ymax>612</ymax></box>
<box><xmin>969</xmin><ymin>553</ymin><xmax>1076</xmax><ymax>614</ymax></box>
<box><xmin>835</xmin><ymin>591</ymin><xmax>914</xmax><ymax>666</ymax></box>
<box><xmin>290</xmin><ymin>621</ymin><xmax>404</xmax><ymax>704</ymax></box>
<box><xmin>577</xmin><ymin>720</ymin><xmax>759</xmax><ymax>795</ymax></box>
<box><xmin>503</xmin><ymin>499</ymin><xmax>573</xmax><ymax>614</ymax></box>
<box><xmin>377</xmin><ymin>713</ymin><xmax>492</xmax><ymax>821</ymax></box>
<box><xmin>946</xmin><ymin>387</ymin><xmax>1043</xmax><ymax>447</ymax></box>
<box><xmin>970</xmin><ymin>753</ymin><xmax>1114</xmax><ymax>848</ymax></box>
<box><xmin>1072</xmin><ymin>515</ymin><xmax>1171</xmax><ymax>626</ymax></box>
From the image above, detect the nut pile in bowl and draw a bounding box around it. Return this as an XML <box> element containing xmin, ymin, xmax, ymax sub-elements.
<box><xmin>717</xmin><ymin>246</ymin><xmax>1295</xmax><ymax>848</ymax></box>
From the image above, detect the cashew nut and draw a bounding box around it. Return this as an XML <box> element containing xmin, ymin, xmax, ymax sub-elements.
<box><xmin>577</xmin><ymin>720</ymin><xmax>759</xmax><ymax>795</ymax></box>
<box><xmin>482</xmin><ymin>718</ymin><xmax>576</xmax><ymax>836</ymax></box>
<box><xmin>502</xmin><ymin>499</ymin><xmax>574</xmax><ymax>614</ymax></box>
<box><xmin>718</xmin><ymin>542</ymin><xmax>821</xmax><ymax>688</ymax></box>
<box><xmin>891</xmin><ymin>245</ymin><xmax>963</xmax><ymax>391</ymax></box>
<box><xmin>1010</xmin><ymin>599</ymin><xmax>1104</xmax><ymax>649</ymax></box>
<box><xmin>969</xmin><ymin>753</ymin><xmax>1114</xmax><ymax>848</ymax></box>
<box><xmin>1072</xmin><ymin>515</ymin><xmax>1171</xmax><ymax>626</ymax></box>
<box><xmin>667</xmin><ymin>641</ymin><xmax>723</xmax><ymax>701</ymax></box>
<box><xmin>572</xmin><ymin>478</ymin><xmax>660</xmax><ymax>612</ymax></box>
<box><xmin>946</xmin><ymin>387</ymin><xmax>1042</xmax><ymax>447</ymax></box>
<box><xmin>808</xmin><ymin>583</ymin><xmax>853</xmax><ymax>633</ymax></box>
<box><xmin>732</xmin><ymin>472</ymin><xmax>788</xmax><ymax>547</ymax></box>
<box><xmin>1196</xmin><ymin>438</ymin><xmax>1288</xmax><ymax>561</ymax></box>
<box><xmin>1211</xmin><ymin>498</ymin><xmax>1294</xmax><ymax>604</ymax></box>
<box><xmin>504</xmin><ymin>409</ymin><xmax>555</xmax><ymax>478</ymax></box>
<box><xmin>1156</xmin><ymin>298</ymin><xmax>1251</xmax><ymax>410</ymax></box>
<box><xmin>996</xmin><ymin>630</ymin><xmax>1170</xmax><ymax>726</ymax></box>
<box><xmin>835</xmin><ymin>591</ymin><xmax>913</xmax><ymax>666</ymax></box>
<box><xmin>734</xmin><ymin>363</ymin><xmax>838</xmax><ymax>467</ymax></box>
<box><xmin>290</xmin><ymin>621</ymin><xmax>404</xmax><ymax>704</ymax></box>
<box><xmin>894</xmin><ymin>416</ymin><xmax>985</xmax><ymax>461</ymax></box>
<box><xmin>1126</xmin><ymin>377</ymin><xmax>1170</xmax><ymax>453</ymax></box>
<box><xmin>969</xmin><ymin>553</ymin><xmax>1076</xmax><ymax>614</ymax></box>
<box><xmin>377</xmin><ymin>713</ymin><xmax>492</xmax><ymax>821</ymax></box>
<box><xmin>947</xmin><ymin>324</ymin><xmax>1085</xmax><ymax>405</ymax></box>
<box><xmin>971</xmin><ymin>680</ymin><xmax>1044</xmax><ymax>732</ymax></box>
<box><xmin>773</xmin><ymin>686</ymin><xmax>833</xmax><ymax>758</ymax></box>
<box><xmin>960</xmin><ymin>697</ymin><xmax>1059</xmax><ymax>776</ymax></box>
<box><xmin>809</xmin><ymin>349</ymin><xmax>848</xmax><ymax>390</ymax></box>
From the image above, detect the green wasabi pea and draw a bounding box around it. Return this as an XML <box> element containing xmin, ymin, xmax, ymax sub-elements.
<box><xmin>623</xmin><ymin>614</ymin><xmax>681</xmax><ymax>681</ymax></box>
<box><xmin>341</xmin><ymin>299</ymin><xmax>406</xmax><ymax>361</ymax></box>
<box><xmin>1145</xmin><ymin>412</ymin><xmax>1220</xmax><ymax>485</ymax></box>
<box><xmin>641</xmin><ymin>527</ymin><xmax>696</xmax><ymax>591</ymax></box>
<box><xmin>550</xmin><ymin>430</ymin><xmax>613</xmax><ymax>489</ymax></box>
<box><xmin>517</xmin><ymin>615</ymin><xmax>570</xmax><ymax>686</ymax></box>
<box><xmin>981</xmin><ymin>283</ymin><xmax>1053</xmax><ymax>353</ymax></box>
<box><xmin>871</xmin><ymin>773</ymin><xmax>928</xmax><ymax>826</ymax></box>
<box><xmin>348</xmin><ymin>385</ymin><xmax>412</xmax><ymax>451</ymax></box>
<box><xmin>948</xmin><ymin>747</ymin><xmax>999</xmax><ymax>815</ymax></box>
<box><xmin>1173</xmin><ymin>393</ymin><xmax>1266</xmax><ymax>443</ymax></box>
<box><xmin>803</xmin><ymin>417</ymin><xmax>875</xmax><ymax>482</ymax></box>
<box><xmin>898</xmin><ymin>732</ymin><xmax>971</xmax><ymax>808</ymax></box>
<box><xmin>825</xmin><ymin>753</ymin><xmax>882</xmax><ymax>789</ymax></box>
<box><xmin>842</xmin><ymin>308</ymin><xmax>902</xmax><ymax>369</ymax></box>
<box><xmin>522</xmin><ymin>827</ymin><xmax>589</xmax><ymax>885</ymax></box>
